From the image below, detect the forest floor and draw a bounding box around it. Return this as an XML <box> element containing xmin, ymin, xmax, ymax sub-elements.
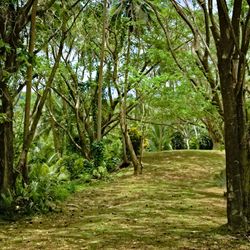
<box><xmin>0</xmin><ymin>150</ymin><xmax>250</xmax><ymax>249</ymax></box>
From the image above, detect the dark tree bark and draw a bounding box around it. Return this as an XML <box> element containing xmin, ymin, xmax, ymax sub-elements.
<box><xmin>0</xmin><ymin>84</ymin><xmax>14</xmax><ymax>193</ymax></box>
<box><xmin>218</xmin><ymin>56</ymin><xmax>248</xmax><ymax>231</ymax></box>
<box><xmin>216</xmin><ymin>0</ymin><xmax>250</xmax><ymax>232</ymax></box>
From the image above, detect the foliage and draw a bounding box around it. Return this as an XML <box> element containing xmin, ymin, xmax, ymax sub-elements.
<box><xmin>29</xmin><ymin>137</ymin><xmax>58</xmax><ymax>165</ymax></box>
<box><xmin>189</xmin><ymin>134</ymin><xmax>213</xmax><ymax>150</ymax></box>
<box><xmin>91</xmin><ymin>140</ymin><xmax>105</xmax><ymax>168</ymax></box>
<box><xmin>198</xmin><ymin>134</ymin><xmax>213</xmax><ymax>150</ymax></box>
<box><xmin>90</xmin><ymin>136</ymin><xmax>122</xmax><ymax>174</ymax></box>
<box><xmin>83</xmin><ymin>159</ymin><xmax>95</xmax><ymax>173</ymax></box>
<box><xmin>0</xmin><ymin>137</ymin><xmax>62</xmax><ymax>215</ymax></box>
<box><xmin>0</xmin><ymin>190</ymin><xmax>14</xmax><ymax>215</ymax></box>
<box><xmin>3</xmin><ymin>163</ymin><xmax>74</xmax><ymax>215</ymax></box>
<box><xmin>55</xmin><ymin>154</ymin><xmax>84</xmax><ymax>180</ymax></box>
<box><xmin>0</xmin><ymin>113</ymin><xmax>8</xmax><ymax>124</ymax></box>
<box><xmin>171</xmin><ymin>131</ymin><xmax>187</xmax><ymax>150</ymax></box>
<box><xmin>103</xmin><ymin>135</ymin><xmax>122</xmax><ymax>172</ymax></box>
<box><xmin>148</xmin><ymin>125</ymin><xmax>172</xmax><ymax>151</ymax></box>
<box><xmin>189</xmin><ymin>137</ymin><xmax>199</xmax><ymax>150</ymax></box>
<box><xmin>128</xmin><ymin>127</ymin><xmax>142</xmax><ymax>156</ymax></box>
<box><xmin>92</xmin><ymin>166</ymin><xmax>109</xmax><ymax>180</ymax></box>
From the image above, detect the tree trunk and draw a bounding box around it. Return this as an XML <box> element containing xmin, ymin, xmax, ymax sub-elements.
<box><xmin>119</xmin><ymin>26</ymin><xmax>142</xmax><ymax>175</ymax></box>
<box><xmin>17</xmin><ymin>36</ymin><xmax>65</xmax><ymax>178</ymax></box>
<box><xmin>121</xmin><ymin>131</ymin><xmax>130</xmax><ymax>164</ymax></box>
<box><xmin>48</xmin><ymin>91</ymin><xmax>63</xmax><ymax>156</ymax></box>
<box><xmin>21</xmin><ymin>0</ymin><xmax>38</xmax><ymax>183</ymax></box>
<box><xmin>159</xmin><ymin>125</ymin><xmax>163</xmax><ymax>151</ymax></box>
<box><xmin>120</xmin><ymin>103</ymin><xmax>142</xmax><ymax>175</ymax></box>
<box><xmin>219</xmin><ymin>57</ymin><xmax>249</xmax><ymax>232</ymax></box>
<box><xmin>203</xmin><ymin>117</ymin><xmax>223</xmax><ymax>149</ymax></box>
<box><xmin>167</xmin><ymin>0</ymin><xmax>250</xmax><ymax>233</ymax></box>
<box><xmin>0</xmin><ymin>1</ymin><xmax>37</xmax><ymax>193</ymax></box>
<box><xmin>97</xmin><ymin>0</ymin><xmax>108</xmax><ymax>141</ymax></box>
<box><xmin>0</xmin><ymin>85</ymin><xmax>14</xmax><ymax>194</ymax></box>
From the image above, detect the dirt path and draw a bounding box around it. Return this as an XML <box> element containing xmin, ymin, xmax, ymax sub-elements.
<box><xmin>0</xmin><ymin>151</ymin><xmax>249</xmax><ymax>249</ymax></box>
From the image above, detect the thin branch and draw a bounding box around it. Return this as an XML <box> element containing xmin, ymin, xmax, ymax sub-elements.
<box><xmin>70</xmin><ymin>0</ymin><xmax>91</xmax><ymax>11</ymax></box>
<box><xmin>208</xmin><ymin>0</ymin><xmax>220</xmax><ymax>48</ymax></box>
<box><xmin>50</xmin><ymin>86</ymin><xmax>75</xmax><ymax>110</ymax></box>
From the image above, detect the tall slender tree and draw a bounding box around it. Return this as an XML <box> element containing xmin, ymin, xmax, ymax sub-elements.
<box><xmin>97</xmin><ymin>0</ymin><xmax>108</xmax><ymax>141</ymax></box>
<box><xmin>111</xmin><ymin>0</ymin><xmax>153</xmax><ymax>174</ymax></box>
<box><xmin>22</xmin><ymin>0</ymin><xmax>38</xmax><ymax>183</ymax></box>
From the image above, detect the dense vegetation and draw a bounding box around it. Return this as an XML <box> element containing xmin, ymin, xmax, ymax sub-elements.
<box><xmin>1</xmin><ymin>0</ymin><xmax>250</xmax><ymax>235</ymax></box>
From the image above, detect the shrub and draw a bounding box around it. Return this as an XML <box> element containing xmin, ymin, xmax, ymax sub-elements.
<box><xmin>171</xmin><ymin>131</ymin><xmax>186</xmax><ymax>150</ymax></box>
<box><xmin>0</xmin><ymin>190</ymin><xmax>15</xmax><ymax>216</ymax></box>
<box><xmin>128</xmin><ymin>127</ymin><xmax>142</xmax><ymax>156</ymax></box>
<box><xmin>29</xmin><ymin>138</ymin><xmax>58</xmax><ymax>165</ymax></box>
<box><xmin>80</xmin><ymin>172</ymin><xmax>92</xmax><ymax>183</ymax></box>
<box><xmin>103</xmin><ymin>136</ymin><xmax>122</xmax><ymax>172</ymax></box>
<box><xmin>91</xmin><ymin>140</ymin><xmax>105</xmax><ymax>168</ymax></box>
<box><xmin>189</xmin><ymin>137</ymin><xmax>199</xmax><ymax>149</ymax></box>
<box><xmin>92</xmin><ymin>166</ymin><xmax>109</xmax><ymax>180</ymax></box>
<box><xmin>83</xmin><ymin>159</ymin><xmax>95</xmax><ymax>173</ymax></box>
<box><xmin>5</xmin><ymin>137</ymin><xmax>124</xmax><ymax>216</ymax></box>
<box><xmin>55</xmin><ymin>154</ymin><xmax>84</xmax><ymax>180</ymax></box>
<box><xmin>91</xmin><ymin>137</ymin><xmax>122</xmax><ymax>173</ymax></box>
<box><xmin>198</xmin><ymin>134</ymin><xmax>213</xmax><ymax>150</ymax></box>
<box><xmin>14</xmin><ymin>169</ymin><xmax>59</xmax><ymax>213</ymax></box>
<box><xmin>105</xmin><ymin>157</ymin><xmax>120</xmax><ymax>172</ymax></box>
<box><xmin>13</xmin><ymin>160</ymin><xmax>77</xmax><ymax>214</ymax></box>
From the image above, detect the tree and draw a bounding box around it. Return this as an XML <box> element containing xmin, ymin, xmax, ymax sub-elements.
<box><xmin>111</xmin><ymin>0</ymin><xmax>154</xmax><ymax>175</ymax></box>
<box><xmin>97</xmin><ymin>0</ymin><xmax>108</xmax><ymax>141</ymax></box>
<box><xmin>145</xmin><ymin>0</ymin><xmax>224</xmax><ymax>147</ymax></box>
<box><xmin>16</xmin><ymin>1</ymin><xmax>68</xmax><ymax>184</ymax></box>
<box><xmin>165</xmin><ymin>0</ymin><xmax>250</xmax><ymax>232</ymax></box>
<box><xmin>0</xmin><ymin>0</ymin><xmax>39</xmax><ymax>193</ymax></box>
<box><xmin>21</xmin><ymin>0</ymin><xmax>38</xmax><ymax>183</ymax></box>
<box><xmin>0</xmin><ymin>0</ymin><xmax>87</xmax><ymax>194</ymax></box>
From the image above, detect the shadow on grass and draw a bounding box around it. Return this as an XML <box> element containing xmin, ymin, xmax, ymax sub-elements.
<box><xmin>1</xmin><ymin>150</ymin><xmax>250</xmax><ymax>249</ymax></box>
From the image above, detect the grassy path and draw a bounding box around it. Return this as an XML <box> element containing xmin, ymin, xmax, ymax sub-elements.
<box><xmin>0</xmin><ymin>150</ymin><xmax>250</xmax><ymax>249</ymax></box>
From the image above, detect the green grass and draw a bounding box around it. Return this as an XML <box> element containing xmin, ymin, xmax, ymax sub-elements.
<box><xmin>0</xmin><ymin>150</ymin><xmax>250</xmax><ymax>249</ymax></box>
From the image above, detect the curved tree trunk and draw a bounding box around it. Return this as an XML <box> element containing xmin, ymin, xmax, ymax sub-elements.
<box><xmin>17</xmin><ymin>36</ymin><xmax>65</xmax><ymax>182</ymax></box>
<box><xmin>120</xmin><ymin>104</ymin><xmax>142</xmax><ymax>175</ymax></box>
<box><xmin>21</xmin><ymin>0</ymin><xmax>38</xmax><ymax>184</ymax></box>
<box><xmin>120</xmin><ymin>25</ymin><xmax>143</xmax><ymax>175</ymax></box>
